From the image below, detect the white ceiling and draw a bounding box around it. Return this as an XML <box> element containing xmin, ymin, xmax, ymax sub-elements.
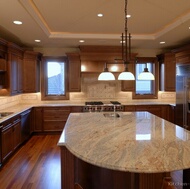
<box><xmin>0</xmin><ymin>0</ymin><xmax>190</xmax><ymax>50</ymax></box>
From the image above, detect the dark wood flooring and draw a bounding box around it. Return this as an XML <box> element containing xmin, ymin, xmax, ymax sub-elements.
<box><xmin>0</xmin><ymin>134</ymin><xmax>184</xmax><ymax>189</ymax></box>
<box><xmin>0</xmin><ymin>134</ymin><xmax>61</xmax><ymax>189</ymax></box>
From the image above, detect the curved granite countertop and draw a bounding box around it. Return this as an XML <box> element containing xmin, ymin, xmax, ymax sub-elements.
<box><xmin>58</xmin><ymin>111</ymin><xmax>190</xmax><ymax>173</ymax></box>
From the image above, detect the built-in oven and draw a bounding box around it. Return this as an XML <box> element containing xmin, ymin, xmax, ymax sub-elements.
<box><xmin>83</xmin><ymin>101</ymin><xmax>124</xmax><ymax>112</ymax></box>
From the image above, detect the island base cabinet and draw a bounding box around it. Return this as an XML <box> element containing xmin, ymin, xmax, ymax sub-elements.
<box><xmin>60</xmin><ymin>146</ymin><xmax>168</xmax><ymax>189</ymax></box>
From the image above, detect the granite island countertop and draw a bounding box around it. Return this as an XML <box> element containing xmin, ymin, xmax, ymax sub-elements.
<box><xmin>58</xmin><ymin>111</ymin><xmax>190</xmax><ymax>173</ymax></box>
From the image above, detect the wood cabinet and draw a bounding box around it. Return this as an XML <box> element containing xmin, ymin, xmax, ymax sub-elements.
<box><xmin>121</xmin><ymin>63</ymin><xmax>135</xmax><ymax>91</ymax></box>
<box><xmin>124</xmin><ymin>104</ymin><xmax>170</xmax><ymax>121</ymax></box>
<box><xmin>0</xmin><ymin>38</ymin><xmax>8</xmax><ymax>88</ymax></box>
<box><xmin>157</xmin><ymin>53</ymin><xmax>176</xmax><ymax>91</ymax></box>
<box><xmin>43</xmin><ymin>107</ymin><xmax>71</xmax><ymax>131</ymax></box>
<box><xmin>23</xmin><ymin>51</ymin><xmax>42</xmax><ymax>93</ymax></box>
<box><xmin>79</xmin><ymin>46</ymin><xmax>137</xmax><ymax>92</ymax></box>
<box><xmin>1</xmin><ymin>115</ymin><xmax>21</xmax><ymax>162</ymax></box>
<box><xmin>7</xmin><ymin>42</ymin><xmax>23</xmax><ymax>95</ymax></box>
<box><xmin>33</xmin><ymin>107</ymin><xmax>43</xmax><ymax>132</ymax></box>
<box><xmin>172</xmin><ymin>44</ymin><xmax>190</xmax><ymax>65</ymax></box>
<box><xmin>67</xmin><ymin>53</ymin><xmax>81</xmax><ymax>92</ymax></box>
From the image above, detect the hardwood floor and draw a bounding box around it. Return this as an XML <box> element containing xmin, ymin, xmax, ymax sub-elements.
<box><xmin>0</xmin><ymin>134</ymin><xmax>61</xmax><ymax>189</ymax></box>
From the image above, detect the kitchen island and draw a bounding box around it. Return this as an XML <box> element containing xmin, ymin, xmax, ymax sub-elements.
<box><xmin>58</xmin><ymin>111</ymin><xmax>190</xmax><ymax>189</ymax></box>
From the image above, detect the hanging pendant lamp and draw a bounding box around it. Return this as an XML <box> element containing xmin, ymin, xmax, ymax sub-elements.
<box><xmin>118</xmin><ymin>64</ymin><xmax>135</xmax><ymax>80</ymax></box>
<box><xmin>118</xmin><ymin>0</ymin><xmax>135</xmax><ymax>80</ymax></box>
<box><xmin>98</xmin><ymin>63</ymin><xmax>115</xmax><ymax>80</ymax></box>
<box><xmin>98</xmin><ymin>0</ymin><xmax>135</xmax><ymax>81</ymax></box>
<box><xmin>138</xmin><ymin>64</ymin><xmax>155</xmax><ymax>80</ymax></box>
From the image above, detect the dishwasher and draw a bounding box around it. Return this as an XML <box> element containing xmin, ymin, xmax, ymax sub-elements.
<box><xmin>21</xmin><ymin>109</ymin><xmax>31</xmax><ymax>143</ymax></box>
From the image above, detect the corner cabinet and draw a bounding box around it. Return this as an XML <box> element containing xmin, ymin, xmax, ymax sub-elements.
<box><xmin>66</xmin><ymin>53</ymin><xmax>81</xmax><ymax>92</ymax></box>
<box><xmin>23</xmin><ymin>51</ymin><xmax>42</xmax><ymax>93</ymax></box>
<box><xmin>7</xmin><ymin>42</ymin><xmax>23</xmax><ymax>95</ymax></box>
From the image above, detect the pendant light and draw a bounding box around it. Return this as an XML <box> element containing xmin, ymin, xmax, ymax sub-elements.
<box><xmin>118</xmin><ymin>63</ymin><xmax>135</xmax><ymax>80</ymax></box>
<box><xmin>118</xmin><ymin>0</ymin><xmax>135</xmax><ymax>80</ymax></box>
<box><xmin>138</xmin><ymin>63</ymin><xmax>155</xmax><ymax>80</ymax></box>
<box><xmin>98</xmin><ymin>0</ymin><xmax>134</xmax><ymax>81</ymax></box>
<box><xmin>98</xmin><ymin>63</ymin><xmax>115</xmax><ymax>80</ymax></box>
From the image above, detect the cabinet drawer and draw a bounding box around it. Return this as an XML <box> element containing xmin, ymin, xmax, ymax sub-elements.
<box><xmin>43</xmin><ymin>121</ymin><xmax>66</xmax><ymax>131</ymax></box>
<box><xmin>43</xmin><ymin>108</ymin><xmax>70</xmax><ymax>120</ymax></box>
<box><xmin>43</xmin><ymin>113</ymin><xmax>70</xmax><ymax>121</ymax></box>
<box><xmin>124</xmin><ymin>105</ymin><xmax>136</xmax><ymax>112</ymax></box>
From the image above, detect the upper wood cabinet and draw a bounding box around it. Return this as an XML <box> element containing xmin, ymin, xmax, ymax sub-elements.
<box><xmin>66</xmin><ymin>53</ymin><xmax>81</xmax><ymax>92</ymax></box>
<box><xmin>0</xmin><ymin>39</ymin><xmax>8</xmax><ymax>88</ymax></box>
<box><xmin>7</xmin><ymin>42</ymin><xmax>23</xmax><ymax>95</ymax></box>
<box><xmin>23</xmin><ymin>51</ymin><xmax>42</xmax><ymax>93</ymax></box>
<box><xmin>172</xmin><ymin>44</ymin><xmax>190</xmax><ymax>65</ymax></box>
<box><xmin>157</xmin><ymin>52</ymin><xmax>176</xmax><ymax>92</ymax></box>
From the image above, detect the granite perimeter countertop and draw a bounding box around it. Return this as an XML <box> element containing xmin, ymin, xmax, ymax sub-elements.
<box><xmin>58</xmin><ymin>111</ymin><xmax>190</xmax><ymax>173</ymax></box>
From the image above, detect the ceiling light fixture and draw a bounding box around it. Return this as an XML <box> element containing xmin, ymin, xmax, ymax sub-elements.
<box><xmin>138</xmin><ymin>63</ymin><xmax>155</xmax><ymax>80</ymax></box>
<box><xmin>35</xmin><ymin>39</ymin><xmax>41</xmax><ymax>43</ymax></box>
<box><xmin>98</xmin><ymin>63</ymin><xmax>115</xmax><ymax>80</ymax></box>
<box><xmin>13</xmin><ymin>20</ymin><xmax>22</xmax><ymax>25</ymax></box>
<box><xmin>98</xmin><ymin>0</ymin><xmax>135</xmax><ymax>81</ymax></box>
<box><xmin>97</xmin><ymin>13</ymin><xmax>103</xmax><ymax>17</ymax></box>
<box><xmin>160</xmin><ymin>41</ymin><xmax>165</xmax><ymax>44</ymax></box>
<box><xmin>79</xmin><ymin>40</ymin><xmax>85</xmax><ymax>43</ymax></box>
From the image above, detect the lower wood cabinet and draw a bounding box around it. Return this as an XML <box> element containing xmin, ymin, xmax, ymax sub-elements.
<box><xmin>124</xmin><ymin>105</ymin><xmax>171</xmax><ymax>121</ymax></box>
<box><xmin>43</xmin><ymin>107</ymin><xmax>71</xmax><ymax>131</ymax></box>
<box><xmin>1</xmin><ymin>115</ymin><xmax>21</xmax><ymax>163</ymax></box>
<box><xmin>32</xmin><ymin>106</ymin><xmax>83</xmax><ymax>133</ymax></box>
<box><xmin>32</xmin><ymin>107</ymin><xmax>43</xmax><ymax>132</ymax></box>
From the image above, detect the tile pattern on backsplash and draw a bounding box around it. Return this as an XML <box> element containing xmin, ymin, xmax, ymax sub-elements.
<box><xmin>0</xmin><ymin>73</ymin><xmax>176</xmax><ymax>106</ymax></box>
<box><xmin>87</xmin><ymin>83</ymin><xmax>116</xmax><ymax>98</ymax></box>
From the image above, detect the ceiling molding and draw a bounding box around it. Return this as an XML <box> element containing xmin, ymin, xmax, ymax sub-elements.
<box><xmin>19</xmin><ymin>0</ymin><xmax>190</xmax><ymax>42</ymax></box>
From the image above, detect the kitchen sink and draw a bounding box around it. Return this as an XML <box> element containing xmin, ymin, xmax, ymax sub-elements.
<box><xmin>104</xmin><ymin>113</ymin><xmax>120</xmax><ymax>118</ymax></box>
<box><xmin>0</xmin><ymin>112</ymin><xmax>14</xmax><ymax>118</ymax></box>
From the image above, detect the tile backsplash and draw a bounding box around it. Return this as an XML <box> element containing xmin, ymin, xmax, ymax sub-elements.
<box><xmin>0</xmin><ymin>73</ymin><xmax>176</xmax><ymax>107</ymax></box>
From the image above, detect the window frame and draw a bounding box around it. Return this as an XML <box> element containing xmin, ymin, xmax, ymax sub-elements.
<box><xmin>132</xmin><ymin>57</ymin><xmax>158</xmax><ymax>99</ymax></box>
<box><xmin>41</xmin><ymin>56</ymin><xmax>69</xmax><ymax>100</ymax></box>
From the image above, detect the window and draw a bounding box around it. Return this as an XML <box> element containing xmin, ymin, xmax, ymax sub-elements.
<box><xmin>133</xmin><ymin>57</ymin><xmax>158</xmax><ymax>99</ymax></box>
<box><xmin>41</xmin><ymin>57</ymin><xmax>69</xmax><ymax>100</ymax></box>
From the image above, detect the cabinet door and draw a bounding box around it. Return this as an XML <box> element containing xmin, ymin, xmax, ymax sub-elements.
<box><xmin>10</xmin><ymin>54</ymin><xmax>18</xmax><ymax>95</ymax></box>
<box><xmin>148</xmin><ymin>106</ymin><xmax>162</xmax><ymax>117</ymax></box>
<box><xmin>121</xmin><ymin>64</ymin><xmax>135</xmax><ymax>91</ymax></box>
<box><xmin>67</xmin><ymin>53</ymin><xmax>81</xmax><ymax>92</ymax></box>
<box><xmin>2</xmin><ymin>123</ymin><xmax>13</xmax><ymax>162</ymax></box>
<box><xmin>12</xmin><ymin>119</ymin><xmax>21</xmax><ymax>150</ymax></box>
<box><xmin>124</xmin><ymin>105</ymin><xmax>136</xmax><ymax>112</ymax></box>
<box><xmin>9</xmin><ymin>54</ymin><xmax>23</xmax><ymax>95</ymax></box>
<box><xmin>23</xmin><ymin>51</ymin><xmax>42</xmax><ymax>93</ymax></box>
<box><xmin>33</xmin><ymin>107</ymin><xmax>43</xmax><ymax>132</ymax></box>
<box><xmin>17</xmin><ymin>57</ymin><xmax>23</xmax><ymax>93</ymax></box>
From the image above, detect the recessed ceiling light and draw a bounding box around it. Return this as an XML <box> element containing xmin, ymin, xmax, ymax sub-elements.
<box><xmin>160</xmin><ymin>41</ymin><xmax>165</xmax><ymax>44</ymax></box>
<box><xmin>79</xmin><ymin>40</ymin><xmax>85</xmax><ymax>43</ymax></box>
<box><xmin>126</xmin><ymin>15</ymin><xmax>131</xmax><ymax>18</ymax></box>
<box><xmin>120</xmin><ymin>40</ymin><xmax>125</xmax><ymax>44</ymax></box>
<box><xmin>97</xmin><ymin>13</ymin><xmax>103</xmax><ymax>17</ymax></box>
<box><xmin>13</xmin><ymin>20</ymin><xmax>22</xmax><ymax>25</ymax></box>
<box><xmin>35</xmin><ymin>39</ymin><xmax>41</xmax><ymax>43</ymax></box>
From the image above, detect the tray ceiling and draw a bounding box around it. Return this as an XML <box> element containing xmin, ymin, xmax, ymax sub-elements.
<box><xmin>0</xmin><ymin>0</ymin><xmax>190</xmax><ymax>49</ymax></box>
